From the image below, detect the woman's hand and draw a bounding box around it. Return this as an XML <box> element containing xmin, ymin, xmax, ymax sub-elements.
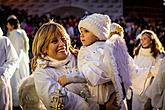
<box><xmin>57</xmin><ymin>75</ymin><xmax>68</xmax><ymax>87</ymax></box>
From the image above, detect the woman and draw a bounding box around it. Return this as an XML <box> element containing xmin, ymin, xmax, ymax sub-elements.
<box><xmin>132</xmin><ymin>29</ymin><xmax>165</xmax><ymax>110</ymax></box>
<box><xmin>32</xmin><ymin>21</ymin><xmax>99</xmax><ymax>110</ymax></box>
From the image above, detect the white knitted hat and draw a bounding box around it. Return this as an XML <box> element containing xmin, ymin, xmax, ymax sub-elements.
<box><xmin>78</xmin><ymin>13</ymin><xmax>111</xmax><ymax>40</ymax></box>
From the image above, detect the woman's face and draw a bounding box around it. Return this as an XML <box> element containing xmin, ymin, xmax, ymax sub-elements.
<box><xmin>46</xmin><ymin>36</ymin><xmax>69</xmax><ymax>60</ymax></box>
<box><xmin>80</xmin><ymin>27</ymin><xmax>99</xmax><ymax>46</ymax></box>
<box><xmin>140</xmin><ymin>34</ymin><xmax>152</xmax><ymax>48</ymax></box>
<box><xmin>6</xmin><ymin>22</ymin><xmax>13</xmax><ymax>32</ymax></box>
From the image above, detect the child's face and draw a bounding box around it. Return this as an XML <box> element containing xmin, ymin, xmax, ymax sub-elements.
<box><xmin>46</xmin><ymin>36</ymin><xmax>69</xmax><ymax>60</ymax></box>
<box><xmin>140</xmin><ymin>34</ymin><xmax>152</xmax><ymax>48</ymax></box>
<box><xmin>80</xmin><ymin>27</ymin><xmax>99</xmax><ymax>46</ymax></box>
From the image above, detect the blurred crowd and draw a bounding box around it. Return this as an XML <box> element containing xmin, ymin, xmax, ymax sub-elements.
<box><xmin>0</xmin><ymin>5</ymin><xmax>165</xmax><ymax>58</ymax></box>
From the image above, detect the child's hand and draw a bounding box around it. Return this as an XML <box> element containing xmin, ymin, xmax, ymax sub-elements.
<box><xmin>57</xmin><ymin>75</ymin><xmax>68</xmax><ymax>87</ymax></box>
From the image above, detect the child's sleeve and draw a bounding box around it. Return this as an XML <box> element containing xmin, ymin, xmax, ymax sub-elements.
<box><xmin>66</xmin><ymin>71</ymin><xmax>87</xmax><ymax>83</ymax></box>
<box><xmin>33</xmin><ymin>68</ymin><xmax>90</xmax><ymax>110</ymax></box>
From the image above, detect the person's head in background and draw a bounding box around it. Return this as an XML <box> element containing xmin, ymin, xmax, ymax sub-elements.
<box><xmin>134</xmin><ymin>29</ymin><xmax>165</xmax><ymax>58</ymax></box>
<box><xmin>32</xmin><ymin>21</ymin><xmax>72</xmax><ymax>71</ymax></box>
<box><xmin>78</xmin><ymin>13</ymin><xmax>111</xmax><ymax>46</ymax></box>
<box><xmin>6</xmin><ymin>15</ymin><xmax>20</xmax><ymax>32</ymax></box>
<box><xmin>108</xmin><ymin>23</ymin><xmax>124</xmax><ymax>39</ymax></box>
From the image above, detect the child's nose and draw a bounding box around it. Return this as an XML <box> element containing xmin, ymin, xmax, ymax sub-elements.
<box><xmin>80</xmin><ymin>33</ymin><xmax>84</xmax><ymax>38</ymax></box>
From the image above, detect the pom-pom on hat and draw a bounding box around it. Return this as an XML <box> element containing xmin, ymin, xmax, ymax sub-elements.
<box><xmin>78</xmin><ymin>13</ymin><xmax>111</xmax><ymax>40</ymax></box>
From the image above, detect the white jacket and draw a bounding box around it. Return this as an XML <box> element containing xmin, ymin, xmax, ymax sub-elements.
<box><xmin>33</xmin><ymin>54</ymin><xmax>99</xmax><ymax>110</ymax></box>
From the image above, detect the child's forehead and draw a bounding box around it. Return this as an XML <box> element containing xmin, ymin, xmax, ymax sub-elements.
<box><xmin>80</xmin><ymin>27</ymin><xmax>89</xmax><ymax>31</ymax></box>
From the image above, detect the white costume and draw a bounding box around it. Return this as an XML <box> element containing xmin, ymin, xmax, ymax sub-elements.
<box><xmin>132</xmin><ymin>47</ymin><xmax>162</xmax><ymax>110</ymax></box>
<box><xmin>78</xmin><ymin>41</ymin><xmax>133</xmax><ymax>110</ymax></box>
<box><xmin>145</xmin><ymin>57</ymin><xmax>165</xmax><ymax>110</ymax></box>
<box><xmin>78</xmin><ymin>42</ymin><xmax>117</xmax><ymax>105</ymax></box>
<box><xmin>0</xmin><ymin>28</ymin><xmax>18</xmax><ymax>110</ymax></box>
<box><xmin>33</xmin><ymin>54</ymin><xmax>99</xmax><ymax>110</ymax></box>
<box><xmin>8</xmin><ymin>28</ymin><xmax>30</xmax><ymax>106</ymax></box>
<box><xmin>18</xmin><ymin>74</ymin><xmax>47</xmax><ymax>110</ymax></box>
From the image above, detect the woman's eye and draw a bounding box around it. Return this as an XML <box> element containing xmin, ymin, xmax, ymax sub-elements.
<box><xmin>61</xmin><ymin>37</ymin><xmax>67</xmax><ymax>42</ymax></box>
<box><xmin>52</xmin><ymin>39</ymin><xmax>58</xmax><ymax>44</ymax></box>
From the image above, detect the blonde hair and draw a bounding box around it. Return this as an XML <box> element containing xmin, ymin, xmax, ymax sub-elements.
<box><xmin>31</xmin><ymin>21</ymin><xmax>71</xmax><ymax>71</ymax></box>
<box><xmin>134</xmin><ymin>29</ymin><xmax>165</xmax><ymax>58</ymax></box>
<box><xmin>109</xmin><ymin>23</ymin><xmax>124</xmax><ymax>39</ymax></box>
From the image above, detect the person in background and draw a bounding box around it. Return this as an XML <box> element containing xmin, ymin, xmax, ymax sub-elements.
<box><xmin>6</xmin><ymin>15</ymin><xmax>30</xmax><ymax>109</ymax></box>
<box><xmin>144</xmin><ymin>57</ymin><xmax>165</xmax><ymax>110</ymax></box>
<box><xmin>0</xmin><ymin>27</ymin><xmax>18</xmax><ymax>110</ymax></box>
<box><xmin>107</xmin><ymin>22</ymin><xmax>132</xmax><ymax>95</ymax></box>
<box><xmin>32</xmin><ymin>21</ymin><xmax>99</xmax><ymax>110</ymax></box>
<box><xmin>106</xmin><ymin>23</ymin><xmax>133</xmax><ymax>110</ymax></box>
<box><xmin>18</xmin><ymin>74</ymin><xmax>47</xmax><ymax>110</ymax></box>
<box><xmin>131</xmin><ymin>29</ymin><xmax>165</xmax><ymax>110</ymax></box>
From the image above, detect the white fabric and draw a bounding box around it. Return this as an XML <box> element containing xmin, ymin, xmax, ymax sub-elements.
<box><xmin>78</xmin><ymin>13</ymin><xmax>111</xmax><ymax>40</ymax></box>
<box><xmin>132</xmin><ymin>47</ymin><xmax>162</xmax><ymax>110</ymax></box>
<box><xmin>18</xmin><ymin>74</ymin><xmax>47</xmax><ymax>110</ymax></box>
<box><xmin>145</xmin><ymin>58</ymin><xmax>165</xmax><ymax>110</ymax></box>
<box><xmin>78</xmin><ymin>41</ymin><xmax>122</xmax><ymax>105</ymax></box>
<box><xmin>8</xmin><ymin>28</ymin><xmax>30</xmax><ymax>106</ymax></box>
<box><xmin>34</xmin><ymin>54</ymin><xmax>99</xmax><ymax>110</ymax></box>
<box><xmin>106</xmin><ymin>34</ymin><xmax>132</xmax><ymax>90</ymax></box>
<box><xmin>0</xmin><ymin>36</ymin><xmax>18</xmax><ymax>110</ymax></box>
<box><xmin>0</xmin><ymin>27</ymin><xmax>3</xmax><ymax>36</ymax></box>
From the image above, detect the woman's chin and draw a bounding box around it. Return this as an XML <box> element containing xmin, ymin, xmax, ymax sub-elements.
<box><xmin>57</xmin><ymin>53</ymin><xmax>68</xmax><ymax>60</ymax></box>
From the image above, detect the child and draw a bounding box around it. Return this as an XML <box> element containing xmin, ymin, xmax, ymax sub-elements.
<box><xmin>107</xmin><ymin>23</ymin><xmax>132</xmax><ymax>91</ymax></box>
<box><xmin>132</xmin><ymin>29</ymin><xmax>165</xmax><ymax>110</ymax></box>
<box><xmin>106</xmin><ymin>23</ymin><xmax>133</xmax><ymax>110</ymax></box>
<box><xmin>58</xmin><ymin>13</ymin><xmax>125</xmax><ymax>110</ymax></box>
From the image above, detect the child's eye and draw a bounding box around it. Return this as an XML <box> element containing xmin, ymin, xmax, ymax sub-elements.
<box><xmin>84</xmin><ymin>29</ymin><xmax>89</xmax><ymax>32</ymax></box>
